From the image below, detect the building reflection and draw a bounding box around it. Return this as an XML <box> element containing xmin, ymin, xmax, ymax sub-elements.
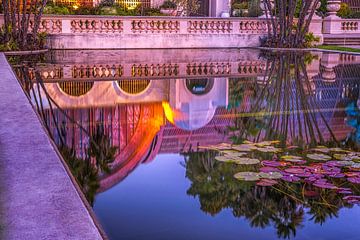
<box><xmin>15</xmin><ymin>50</ymin><xmax>360</xmax><ymax>192</ymax></box>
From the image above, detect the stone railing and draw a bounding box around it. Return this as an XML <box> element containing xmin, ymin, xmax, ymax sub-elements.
<box><xmin>0</xmin><ymin>15</ymin><xmax>269</xmax><ymax>35</ymax></box>
<box><xmin>323</xmin><ymin>18</ymin><xmax>360</xmax><ymax>34</ymax></box>
<box><xmin>341</xmin><ymin>20</ymin><xmax>359</xmax><ymax>32</ymax></box>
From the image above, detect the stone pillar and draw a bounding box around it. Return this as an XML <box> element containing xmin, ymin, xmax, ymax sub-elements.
<box><xmin>323</xmin><ymin>0</ymin><xmax>342</xmax><ymax>34</ymax></box>
<box><xmin>320</xmin><ymin>53</ymin><xmax>339</xmax><ymax>83</ymax></box>
<box><xmin>209</xmin><ymin>0</ymin><xmax>231</xmax><ymax>17</ymax></box>
<box><xmin>308</xmin><ymin>0</ymin><xmax>323</xmax><ymax>44</ymax></box>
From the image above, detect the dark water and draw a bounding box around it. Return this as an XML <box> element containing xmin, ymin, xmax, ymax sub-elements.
<box><xmin>11</xmin><ymin>49</ymin><xmax>360</xmax><ymax>240</ymax></box>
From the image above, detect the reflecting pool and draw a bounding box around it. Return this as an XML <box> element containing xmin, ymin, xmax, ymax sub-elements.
<box><xmin>12</xmin><ymin>49</ymin><xmax>360</xmax><ymax>240</ymax></box>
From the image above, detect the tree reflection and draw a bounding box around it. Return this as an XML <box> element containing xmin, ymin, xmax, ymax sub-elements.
<box><xmin>183</xmin><ymin>52</ymin><xmax>360</xmax><ymax>238</ymax></box>
<box><xmin>18</xmin><ymin>68</ymin><xmax>117</xmax><ymax>205</ymax></box>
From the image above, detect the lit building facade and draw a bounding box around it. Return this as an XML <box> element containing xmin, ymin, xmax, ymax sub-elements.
<box><xmin>51</xmin><ymin>0</ymin><xmax>231</xmax><ymax>17</ymax></box>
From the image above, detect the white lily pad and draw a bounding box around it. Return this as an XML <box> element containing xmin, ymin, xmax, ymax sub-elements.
<box><xmin>307</xmin><ymin>153</ymin><xmax>331</xmax><ymax>161</ymax></box>
<box><xmin>221</xmin><ymin>150</ymin><xmax>248</xmax><ymax>157</ymax></box>
<box><xmin>233</xmin><ymin>158</ymin><xmax>260</xmax><ymax>165</ymax></box>
<box><xmin>281</xmin><ymin>155</ymin><xmax>304</xmax><ymax>162</ymax></box>
<box><xmin>215</xmin><ymin>156</ymin><xmax>235</xmax><ymax>162</ymax></box>
<box><xmin>234</xmin><ymin>172</ymin><xmax>261</xmax><ymax>181</ymax></box>
<box><xmin>259</xmin><ymin>171</ymin><xmax>283</xmax><ymax>179</ymax></box>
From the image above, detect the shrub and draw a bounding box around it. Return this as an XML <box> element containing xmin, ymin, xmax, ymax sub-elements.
<box><xmin>248</xmin><ymin>0</ymin><xmax>261</xmax><ymax>17</ymax></box>
<box><xmin>99</xmin><ymin>6</ymin><xmax>118</xmax><ymax>15</ymax></box>
<box><xmin>232</xmin><ymin>2</ymin><xmax>248</xmax><ymax>10</ymax></box>
<box><xmin>304</xmin><ymin>32</ymin><xmax>320</xmax><ymax>48</ymax></box>
<box><xmin>44</xmin><ymin>5</ymin><xmax>71</xmax><ymax>15</ymax></box>
<box><xmin>160</xmin><ymin>0</ymin><xmax>177</xmax><ymax>9</ymax></box>
<box><xmin>99</xmin><ymin>0</ymin><xmax>115</xmax><ymax>7</ymax></box>
<box><xmin>337</xmin><ymin>3</ymin><xmax>352</xmax><ymax>18</ymax></box>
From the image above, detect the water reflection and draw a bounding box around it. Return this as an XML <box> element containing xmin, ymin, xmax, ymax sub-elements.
<box><xmin>13</xmin><ymin>49</ymin><xmax>360</xmax><ymax>239</ymax></box>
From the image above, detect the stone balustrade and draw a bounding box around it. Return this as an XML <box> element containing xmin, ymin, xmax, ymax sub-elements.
<box><xmin>1</xmin><ymin>13</ymin><xmax>360</xmax><ymax>48</ymax></box>
<box><xmin>11</xmin><ymin>15</ymin><xmax>267</xmax><ymax>35</ymax></box>
<box><xmin>0</xmin><ymin>15</ymin><xmax>270</xmax><ymax>49</ymax></box>
<box><xmin>341</xmin><ymin>20</ymin><xmax>359</xmax><ymax>32</ymax></box>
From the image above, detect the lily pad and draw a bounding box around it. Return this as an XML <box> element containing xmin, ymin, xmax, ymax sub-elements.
<box><xmin>259</xmin><ymin>171</ymin><xmax>283</xmax><ymax>179</ymax></box>
<box><xmin>234</xmin><ymin>172</ymin><xmax>260</xmax><ymax>181</ymax></box>
<box><xmin>215</xmin><ymin>156</ymin><xmax>234</xmax><ymax>162</ymax></box>
<box><xmin>347</xmin><ymin>177</ymin><xmax>360</xmax><ymax>184</ymax></box>
<box><xmin>259</xmin><ymin>166</ymin><xmax>280</xmax><ymax>173</ymax></box>
<box><xmin>313</xmin><ymin>181</ymin><xmax>337</xmax><ymax>189</ymax></box>
<box><xmin>232</xmin><ymin>144</ymin><xmax>256</xmax><ymax>152</ymax></box>
<box><xmin>256</xmin><ymin>146</ymin><xmax>282</xmax><ymax>153</ymax></box>
<box><xmin>282</xmin><ymin>174</ymin><xmax>301</xmax><ymax>182</ymax></box>
<box><xmin>256</xmin><ymin>179</ymin><xmax>278</xmax><ymax>186</ymax></box>
<box><xmin>221</xmin><ymin>150</ymin><xmax>248</xmax><ymax>157</ymax></box>
<box><xmin>307</xmin><ymin>153</ymin><xmax>331</xmax><ymax>161</ymax></box>
<box><xmin>261</xmin><ymin>160</ymin><xmax>282</xmax><ymax>167</ymax></box>
<box><xmin>233</xmin><ymin>158</ymin><xmax>260</xmax><ymax>165</ymax></box>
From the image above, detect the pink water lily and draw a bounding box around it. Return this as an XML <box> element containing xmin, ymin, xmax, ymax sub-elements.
<box><xmin>347</xmin><ymin>177</ymin><xmax>360</xmax><ymax>184</ymax></box>
<box><xmin>282</xmin><ymin>174</ymin><xmax>301</xmax><ymax>182</ymax></box>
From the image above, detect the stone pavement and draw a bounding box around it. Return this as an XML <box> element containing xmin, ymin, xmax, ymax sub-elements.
<box><xmin>0</xmin><ymin>53</ymin><xmax>104</xmax><ymax>240</ymax></box>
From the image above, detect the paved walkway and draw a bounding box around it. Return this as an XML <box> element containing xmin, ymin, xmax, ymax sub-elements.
<box><xmin>0</xmin><ymin>53</ymin><xmax>104</xmax><ymax>239</ymax></box>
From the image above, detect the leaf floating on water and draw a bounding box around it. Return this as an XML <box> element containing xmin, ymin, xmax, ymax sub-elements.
<box><xmin>281</xmin><ymin>155</ymin><xmax>306</xmax><ymax>163</ymax></box>
<box><xmin>233</xmin><ymin>158</ymin><xmax>260</xmax><ymax>165</ymax></box>
<box><xmin>350</xmin><ymin>163</ymin><xmax>360</xmax><ymax>169</ymax></box>
<box><xmin>343</xmin><ymin>195</ymin><xmax>360</xmax><ymax>204</ymax></box>
<box><xmin>261</xmin><ymin>160</ymin><xmax>282</xmax><ymax>167</ymax></box>
<box><xmin>284</xmin><ymin>167</ymin><xmax>306</xmax><ymax>175</ymax></box>
<box><xmin>215</xmin><ymin>156</ymin><xmax>234</xmax><ymax>162</ymax></box>
<box><xmin>232</xmin><ymin>144</ymin><xmax>257</xmax><ymax>152</ymax></box>
<box><xmin>313</xmin><ymin>180</ymin><xmax>337</xmax><ymax>189</ymax></box>
<box><xmin>306</xmin><ymin>153</ymin><xmax>332</xmax><ymax>161</ymax></box>
<box><xmin>347</xmin><ymin>177</ymin><xmax>360</xmax><ymax>184</ymax></box>
<box><xmin>259</xmin><ymin>171</ymin><xmax>283</xmax><ymax>179</ymax></box>
<box><xmin>256</xmin><ymin>179</ymin><xmax>278</xmax><ymax>186</ymax></box>
<box><xmin>256</xmin><ymin>146</ymin><xmax>282</xmax><ymax>153</ymax></box>
<box><xmin>221</xmin><ymin>150</ymin><xmax>248</xmax><ymax>157</ymax></box>
<box><xmin>234</xmin><ymin>172</ymin><xmax>260</xmax><ymax>181</ymax></box>
<box><xmin>259</xmin><ymin>166</ymin><xmax>281</xmax><ymax>173</ymax></box>
<box><xmin>281</xmin><ymin>174</ymin><xmax>301</xmax><ymax>182</ymax></box>
<box><xmin>311</xmin><ymin>147</ymin><xmax>330</xmax><ymax>153</ymax></box>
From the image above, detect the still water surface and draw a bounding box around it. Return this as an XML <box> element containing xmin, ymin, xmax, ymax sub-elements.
<box><xmin>12</xmin><ymin>49</ymin><xmax>360</xmax><ymax>240</ymax></box>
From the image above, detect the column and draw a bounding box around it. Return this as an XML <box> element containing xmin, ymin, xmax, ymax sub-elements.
<box><xmin>323</xmin><ymin>0</ymin><xmax>342</xmax><ymax>34</ymax></box>
<box><xmin>209</xmin><ymin>0</ymin><xmax>231</xmax><ymax>17</ymax></box>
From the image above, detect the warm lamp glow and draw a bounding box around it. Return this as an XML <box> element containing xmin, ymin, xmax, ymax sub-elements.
<box><xmin>162</xmin><ymin>101</ymin><xmax>175</xmax><ymax>124</ymax></box>
<box><xmin>72</xmin><ymin>5</ymin><xmax>79</xmax><ymax>9</ymax></box>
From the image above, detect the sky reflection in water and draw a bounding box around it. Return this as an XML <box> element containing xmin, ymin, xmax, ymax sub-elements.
<box><xmin>12</xmin><ymin>49</ymin><xmax>360</xmax><ymax>239</ymax></box>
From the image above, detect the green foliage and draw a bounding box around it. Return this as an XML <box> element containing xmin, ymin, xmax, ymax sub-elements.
<box><xmin>88</xmin><ymin>125</ymin><xmax>118</xmax><ymax>174</ymax></box>
<box><xmin>99</xmin><ymin>0</ymin><xmax>115</xmax><ymax>7</ymax></box>
<box><xmin>41</xmin><ymin>2</ymin><xmax>165</xmax><ymax>16</ymax></box>
<box><xmin>248</xmin><ymin>0</ymin><xmax>262</xmax><ymax>17</ymax></box>
<box><xmin>232</xmin><ymin>2</ymin><xmax>248</xmax><ymax>9</ymax></box>
<box><xmin>317</xmin><ymin>0</ymin><xmax>328</xmax><ymax>16</ymax></box>
<box><xmin>337</xmin><ymin>3</ymin><xmax>352</xmax><ymax>18</ymax></box>
<box><xmin>43</xmin><ymin>5</ymin><xmax>71</xmax><ymax>15</ymax></box>
<box><xmin>160</xmin><ymin>0</ymin><xmax>177</xmax><ymax>9</ymax></box>
<box><xmin>59</xmin><ymin>144</ymin><xmax>100</xmax><ymax>205</ymax></box>
<box><xmin>304</xmin><ymin>32</ymin><xmax>320</xmax><ymax>48</ymax></box>
<box><xmin>317</xmin><ymin>45</ymin><xmax>360</xmax><ymax>53</ymax></box>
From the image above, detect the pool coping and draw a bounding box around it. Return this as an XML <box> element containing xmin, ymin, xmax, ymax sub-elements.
<box><xmin>0</xmin><ymin>53</ymin><xmax>108</xmax><ymax>240</ymax></box>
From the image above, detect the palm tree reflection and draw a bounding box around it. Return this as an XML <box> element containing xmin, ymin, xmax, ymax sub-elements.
<box><xmin>183</xmin><ymin>52</ymin><xmax>359</xmax><ymax>238</ymax></box>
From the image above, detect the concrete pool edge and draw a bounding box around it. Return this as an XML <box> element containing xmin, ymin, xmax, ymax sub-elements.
<box><xmin>0</xmin><ymin>53</ymin><xmax>107</xmax><ymax>240</ymax></box>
